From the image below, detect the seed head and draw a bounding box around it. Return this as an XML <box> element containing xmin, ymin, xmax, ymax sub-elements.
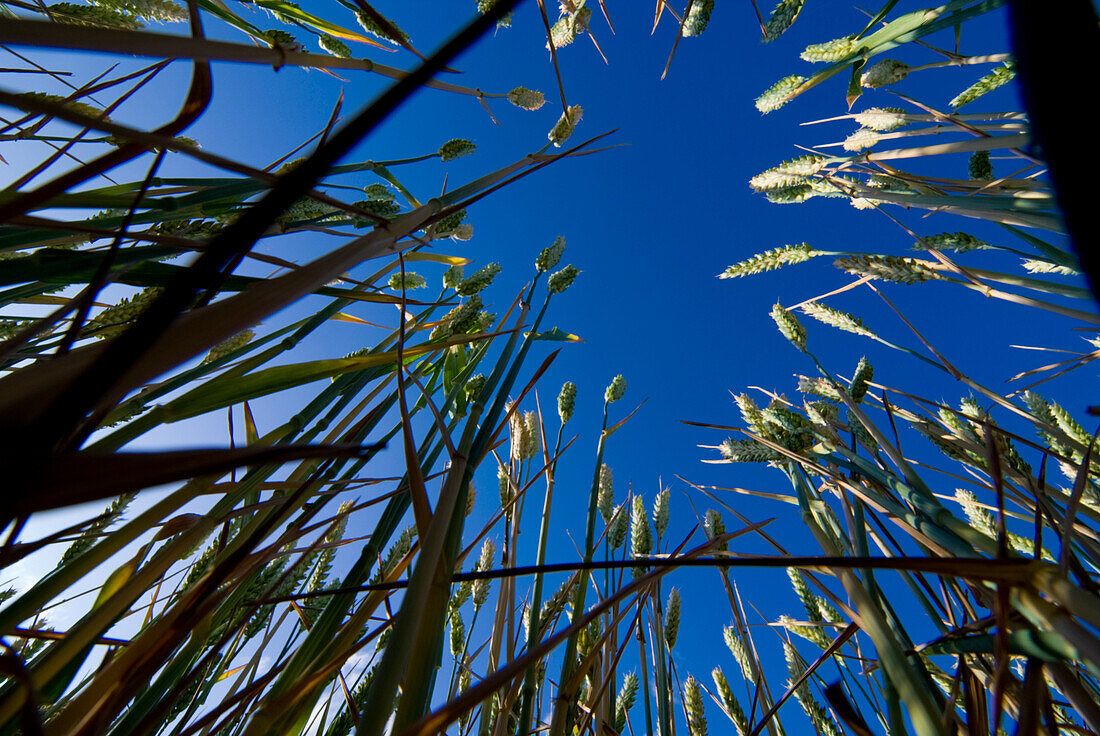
<box><xmin>389</xmin><ymin>272</ymin><xmax>426</xmax><ymax>291</ymax></box>
<box><xmin>968</xmin><ymin>150</ymin><xmax>993</xmax><ymax>180</ymax></box>
<box><xmin>798</xmin><ymin>375</ymin><xmax>842</xmax><ymax>401</ymax></box>
<box><xmin>712</xmin><ymin>668</ymin><xmax>750</xmax><ymax>736</ymax></box>
<box><xmin>763</xmin><ymin>0</ymin><xmax>805</xmax><ymax>40</ymax></box>
<box><xmin>431</xmin><ymin>295</ymin><xmax>483</xmax><ymax>340</ymax></box>
<box><xmin>800</xmin><ymin>36</ymin><xmax>856</xmax><ymax>62</ymax></box>
<box><xmin>558</xmin><ymin>381</ymin><xmax>577</xmax><ymax>423</ymax></box>
<box><xmin>834</xmin><ymin>254</ymin><xmax>939</xmax><ymax>285</ymax></box>
<box><xmin>918</xmin><ymin>232</ymin><xmax>989</xmax><ymax>252</ymax></box>
<box><xmin>363</xmin><ymin>183</ymin><xmax>395</xmax><ymax>202</ymax></box>
<box><xmin>319</xmin><ymin>34</ymin><xmax>351</xmax><ymax>57</ymax></box>
<box><xmin>203</xmin><ymin>329</ymin><xmax>255</xmax><ymax>364</ymax></box>
<box><xmin>843</xmin><ymin>128</ymin><xmax>880</xmax><ymax>151</ymax></box>
<box><xmin>457</xmin><ymin>263</ymin><xmax>501</xmax><ymax>296</ymax></box>
<box><xmin>615</xmin><ymin>673</ymin><xmax>638</xmax><ymax>733</ymax></box>
<box><xmin>664</xmin><ymin>588</ymin><xmax>681</xmax><ymax>647</ymax></box>
<box><xmin>765</xmin><ymin>183</ymin><xmax>815</xmax><ymax>203</ymax></box>
<box><xmin>630</xmin><ymin>496</ymin><xmax>652</xmax><ymax>574</ymax></box>
<box><xmin>652</xmin><ymin>487</ymin><xmax>670</xmax><ymax>541</ymax></box>
<box><xmin>770</xmin><ymin>302</ymin><xmax>807</xmax><ymax>351</ymax></box>
<box><xmin>684</xmin><ymin>676</ymin><xmax>709</xmax><ymax>736</ymax></box>
<box><xmin>605</xmin><ymin>374</ymin><xmax>626</xmax><ymax>403</ymax></box>
<box><xmin>799</xmin><ymin>302</ymin><xmax>876</xmax><ymax>338</ymax></box>
<box><xmin>849</xmin><ymin>356</ymin><xmax>874</xmax><ymax>403</ymax></box>
<box><xmin>861</xmin><ymin>59</ymin><xmax>909</xmax><ymax>88</ymax></box>
<box><xmin>608</xmin><ymin>503</ymin><xmax>628</xmax><ymax>549</ymax></box>
<box><xmin>261</xmin><ymin>29</ymin><xmax>303</xmax><ymax>52</ymax></box>
<box><xmin>48</xmin><ymin>2</ymin><xmax>142</xmax><ymax>28</ymax></box>
<box><xmin>853</xmin><ymin>107</ymin><xmax>909</xmax><ymax>131</ymax></box>
<box><xmin>523</xmin><ymin>411</ymin><xmax>541</xmax><ymax>459</ymax></box>
<box><xmin>450</xmin><ymin>614</ymin><xmax>465</xmax><ymax>659</ymax></box>
<box><xmin>472</xmin><ymin>539</ymin><xmax>495</xmax><ymax>607</ymax></box>
<box><xmin>755</xmin><ymin>75</ymin><xmax>806</xmax><ymax>113</ymax></box>
<box><xmin>507</xmin><ymin>86</ymin><xmax>546</xmax><ymax>111</ymax></box>
<box><xmin>749</xmin><ymin>156</ymin><xmax>825</xmax><ymax>191</ymax></box>
<box><xmin>704</xmin><ymin>509</ymin><xmax>727</xmax><ymax>551</ymax></box>
<box><xmin>439</xmin><ymin>138</ymin><xmax>476</xmax><ymax>162</ymax></box>
<box><xmin>548</xmin><ymin>105</ymin><xmax>583</xmax><ymax>147</ymax></box>
<box><xmin>536</xmin><ymin>236</ymin><xmax>566</xmax><ymax>272</ymax></box>
<box><xmin>355</xmin><ymin>8</ymin><xmax>409</xmax><ymax>42</ymax></box>
<box><xmin>548</xmin><ymin>264</ymin><xmax>579</xmax><ymax>294</ymax></box>
<box><xmin>443</xmin><ymin>265</ymin><xmax>464</xmax><ymax>290</ymax></box>
<box><xmin>597</xmin><ymin>464</ymin><xmax>614</xmax><ymax>521</ymax></box>
<box><xmin>951</xmin><ymin>61</ymin><xmax>1016</xmax><ymax>108</ymax></box>
<box><xmin>720</xmin><ymin>243</ymin><xmax>818</xmax><ymax>278</ymax></box>
<box><xmin>720</xmin><ymin>439</ymin><xmax>782</xmax><ymax>463</ymax></box>
<box><xmin>682</xmin><ymin>0</ymin><xmax>714</xmax><ymax>37</ymax></box>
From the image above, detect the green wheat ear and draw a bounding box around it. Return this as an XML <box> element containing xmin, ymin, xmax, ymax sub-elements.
<box><xmin>778</xmin><ymin>614</ymin><xmax>831</xmax><ymax>649</ymax></box>
<box><xmin>652</xmin><ymin>487</ymin><xmax>670</xmax><ymax>540</ymax></box>
<box><xmin>860</xmin><ymin>59</ymin><xmax>910</xmax><ymax>88</ymax></box>
<box><xmin>684</xmin><ymin>676</ymin><xmax>709</xmax><ymax>736</ymax></box>
<box><xmin>833</xmin><ymin>254</ymin><xmax>940</xmax><ymax>284</ymax></box>
<box><xmin>735</xmin><ymin>393</ymin><xmax>764</xmax><ymax>433</ymax></box>
<box><xmin>664</xmin><ymin>588</ymin><xmax>681</xmax><ymax>647</ymax></box>
<box><xmin>438</xmin><ymin>139</ymin><xmax>476</xmax><ymax>162</ymax></box>
<box><xmin>682</xmin><ymin>0</ymin><xmax>715</xmax><ymax>37</ymax></box>
<box><xmin>97</xmin><ymin>0</ymin><xmax>186</xmax><ymax>22</ymax></box>
<box><xmin>950</xmin><ymin>61</ymin><xmax>1016</xmax><ymax>108</ymax></box>
<box><xmin>387</xmin><ymin>272</ymin><xmax>426</xmax><ymax>290</ymax></box>
<box><xmin>355</xmin><ymin>7</ymin><xmax>409</xmax><ymax>42</ymax></box>
<box><xmin>853</xmin><ymin>107</ymin><xmax>910</xmax><ymax>131</ymax></box>
<box><xmin>712</xmin><ymin>668</ymin><xmax>750</xmax><ymax>736</ymax></box>
<box><xmin>456</xmin><ymin>263</ymin><xmax>500</xmax><ymax>295</ymax></box>
<box><xmin>719</xmin><ymin>438</ymin><xmax>782</xmax><ymax>463</ymax></box>
<box><xmin>1022</xmin><ymin>259</ymin><xmax>1080</xmax><ymax>276</ymax></box>
<box><xmin>704</xmin><ymin>509</ymin><xmax>727</xmax><ymax>550</ymax></box>
<box><xmin>536</xmin><ymin>236</ymin><xmax>566</xmax><ymax>272</ymax></box>
<box><xmin>762</xmin><ymin>0</ymin><xmax>805</xmax><ymax>41</ymax></box>
<box><xmin>843</xmin><ymin>128</ymin><xmax>880</xmax><ymax>151</ymax></box>
<box><xmin>799</xmin><ymin>302</ymin><xmax>877</xmax><ymax>339</ymax></box>
<box><xmin>770</xmin><ymin>301</ymin><xmax>807</xmax><ymax>351</ymax></box>
<box><xmin>318</xmin><ymin>34</ymin><xmax>351</xmax><ymax>57</ymax></box>
<box><xmin>604</xmin><ymin>374</ymin><xmax>627</xmax><ymax>403</ymax></box>
<box><xmin>548</xmin><ymin>105</ymin><xmax>584</xmax><ymax>147</ymax></box>
<box><xmin>558</xmin><ymin>381</ymin><xmax>577</xmax><ymax>424</ymax></box>
<box><xmin>17</xmin><ymin>91</ymin><xmax>106</xmax><ymax>120</ymax></box>
<box><xmin>848</xmin><ymin>356</ymin><xmax>873</xmax><ymax>404</ymax></box>
<box><xmin>507</xmin><ymin>87</ymin><xmax>546</xmax><ymax>110</ymax></box>
<box><xmin>614</xmin><ymin>673</ymin><xmax>638</xmax><ymax>733</ymax></box>
<box><xmin>800</xmin><ymin>36</ymin><xmax>856</xmax><ymax>62</ymax></box>
<box><xmin>48</xmin><ymin>2</ymin><xmax>142</xmax><ymax>28</ymax></box>
<box><xmin>548</xmin><ymin>264</ymin><xmax>580</xmax><ymax>293</ymax></box>
<box><xmin>749</xmin><ymin>156</ymin><xmax>826</xmax><ymax>192</ymax></box>
<box><xmin>764</xmin><ymin>183</ymin><xmax>815</xmax><ymax>203</ymax></box>
<box><xmin>203</xmin><ymin>329</ymin><xmax>255</xmax><ymax>363</ymax></box>
<box><xmin>916</xmin><ymin>232</ymin><xmax>990</xmax><ymax>252</ymax></box>
<box><xmin>755</xmin><ymin>74</ymin><xmax>806</xmax><ymax>113</ymax></box>
<box><xmin>597</xmin><ymin>463</ymin><xmax>613</xmax><ymax>521</ymax></box>
<box><xmin>798</xmin><ymin>375</ymin><xmax>842</xmax><ymax>401</ymax></box>
<box><xmin>968</xmin><ymin>150</ymin><xmax>993</xmax><ymax>180</ymax></box>
<box><xmin>630</xmin><ymin>496</ymin><xmax>652</xmax><ymax>576</ymax></box>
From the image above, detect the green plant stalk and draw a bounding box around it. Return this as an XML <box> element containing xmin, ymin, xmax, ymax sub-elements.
<box><xmin>516</xmin><ymin>420</ymin><xmax>566</xmax><ymax>736</ymax></box>
<box><xmin>393</xmin><ymin>288</ymin><xmax>558</xmax><ymax>733</ymax></box>
<box><xmin>637</xmin><ymin>607</ymin><xmax>656</xmax><ymax>736</ymax></box>
<box><xmin>352</xmin><ymin>283</ymin><xmax>552</xmax><ymax>736</ymax></box>
<box><xmin>651</xmin><ymin>594</ymin><xmax>672</xmax><ymax>736</ymax></box>
<box><xmin>549</xmin><ymin>402</ymin><xmax>611</xmax><ymax>736</ymax></box>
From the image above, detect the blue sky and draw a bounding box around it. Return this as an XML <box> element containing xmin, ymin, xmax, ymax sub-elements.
<box><xmin>5</xmin><ymin>0</ymin><xmax>1096</xmax><ymax>731</ymax></box>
